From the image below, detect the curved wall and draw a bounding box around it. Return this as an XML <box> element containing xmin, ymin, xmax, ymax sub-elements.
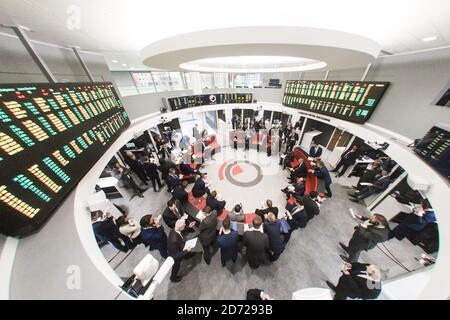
<box><xmin>4</xmin><ymin>100</ymin><xmax>449</xmax><ymax>300</ymax></box>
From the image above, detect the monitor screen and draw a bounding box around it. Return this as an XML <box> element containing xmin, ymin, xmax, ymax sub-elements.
<box><xmin>0</xmin><ymin>82</ymin><xmax>130</xmax><ymax>237</ymax></box>
<box><xmin>282</xmin><ymin>80</ymin><xmax>390</xmax><ymax>124</ymax></box>
<box><xmin>168</xmin><ymin>93</ymin><xmax>253</xmax><ymax>111</ymax></box>
<box><xmin>414</xmin><ymin>126</ymin><xmax>450</xmax><ymax>180</ymax></box>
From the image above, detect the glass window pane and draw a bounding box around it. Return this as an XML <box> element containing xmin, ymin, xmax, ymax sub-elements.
<box><xmin>152</xmin><ymin>72</ymin><xmax>172</xmax><ymax>91</ymax></box>
<box><xmin>213</xmin><ymin>73</ymin><xmax>229</xmax><ymax>88</ymax></box>
<box><xmin>131</xmin><ymin>72</ymin><xmax>156</xmax><ymax>93</ymax></box>
<box><xmin>168</xmin><ymin>72</ymin><xmax>184</xmax><ymax>91</ymax></box>
<box><xmin>200</xmin><ymin>73</ymin><xmax>214</xmax><ymax>89</ymax></box>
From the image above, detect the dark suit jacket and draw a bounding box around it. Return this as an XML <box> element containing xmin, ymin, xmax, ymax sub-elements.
<box><xmin>206</xmin><ymin>195</ymin><xmax>226</xmax><ymax>213</ymax></box>
<box><xmin>370</xmin><ymin>176</ymin><xmax>391</xmax><ymax>191</ymax></box>
<box><xmin>217</xmin><ymin>230</ymin><xmax>239</xmax><ymax>263</ymax></box>
<box><xmin>243</xmin><ymin>230</ymin><xmax>270</xmax><ymax>268</ymax></box>
<box><xmin>292</xmin><ymin>163</ymin><xmax>307</xmax><ymax>178</ymax></box>
<box><xmin>258</xmin><ymin>207</ymin><xmax>279</xmax><ymax>219</ymax></box>
<box><xmin>263</xmin><ymin>221</ymin><xmax>285</xmax><ymax>254</ymax></box>
<box><xmin>141</xmin><ymin>162</ymin><xmax>160</xmax><ymax>178</ymax></box>
<box><xmin>192</xmin><ymin>178</ymin><xmax>209</xmax><ymax>197</ymax></box>
<box><xmin>92</xmin><ymin>217</ymin><xmax>121</xmax><ymax>242</ymax></box>
<box><xmin>159</xmin><ymin>160</ymin><xmax>176</xmax><ymax>180</ymax></box>
<box><xmin>303</xmin><ymin>195</ymin><xmax>320</xmax><ymax>219</ymax></box>
<box><xmin>199</xmin><ymin>212</ymin><xmax>218</xmax><ymax>246</ymax></box>
<box><xmin>351</xmin><ymin>225</ymin><xmax>389</xmax><ymax>251</ymax></box>
<box><xmin>167</xmin><ymin>230</ymin><xmax>188</xmax><ymax>261</ymax></box>
<box><xmin>140</xmin><ymin>226</ymin><xmax>167</xmax><ymax>252</ymax></box>
<box><xmin>162</xmin><ymin>200</ymin><xmax>185</xmax><ymax>229</ymax></box>
<box><xmin>166</xmin><ymin>173</ymin><xmax>181</xmax><ymax>191</ymax></box>
<box><xmin>341</xmin><ymin>150</ymin><xmax>358</xmax><ymax>165</ymax></box>
<box><xmin>172</xmin><ymin>185</ymin><xmax>188</xmax><ymax>202</ymax></box>
<box><xmin>335</xmin><ymin>262</ymin><xmax>382</xmax><ymax>300</ymax></box>
<box><xmin>314</xmin><ymin>166</ymin><xmax>332</xmax><ymax>184</ymax></box>
<box><xmin>180</xmin><ymin>163</ymin><xmax>196</xmax><ymax>175</ymax></box>
<box><xmin>309</xmin><ymin>146</ymin><xmax>322</xmax><ymax>158</ymax></box>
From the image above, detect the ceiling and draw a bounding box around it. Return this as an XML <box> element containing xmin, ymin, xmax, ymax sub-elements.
<box><xmin>0</xmin><ymin>0</ymin><xmax>449</xmax><ymax>72</ymax></box>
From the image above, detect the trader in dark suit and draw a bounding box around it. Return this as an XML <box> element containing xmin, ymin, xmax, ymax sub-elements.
<box><xmin>158</xmin><ymin>158</ymin><xmax>177</xmax><ymax>181</ymax></box>
<box><xmin>180</xmin><ymin>162</ymin><xmax>201</xmax><ymax>176</ymax></box>
<box><xmin>166</xmin><ymin>168</ymin><xmax>181</xmax><ymax>192</ymax></box>
<box><xmin>192</xmin><ymin>173</ymin><xmax>210</xmax><ymax>198</ymax></box>
<box><xmin>331</xmin><ymin>146</ymin><xmax>359</xmax><ymax>177</ymax></box>
<box><xmin>91</xmin><ymin>211</ymin><xmax>133</xmax><ymax>252</ymax></box>
<box><xmin>198</xmin><ymin>206</ymin><xmax>218</xmax><ymax>264</ymax></box>
<box><xmin>327</xmin><ymin>262</ymin><xmax>382</xmax><ymax>300</ymax></box>
<box><xmin>311</xmin><ymin>160</ymin><xmax>333</xmax><ymax>197</ymax></box>
<box><xmin>171</xmin><ymin>180</ymin><xmax>189</xmax><ymax>203</ymax></box>
<box><xmin>167</xmin><ymin>219</ymin><xmax>193</xmax><ymax>283</ymax></box>
<box><xmin>281</xmin><ymin>178</ymin><xmax>305</xmax><ymax>200</ymax></box>
<box><xmin>206</xmin><ymin>190</ymin><xmax>226</xmax><ymax>214</ymax></box>
<box><xmin>216</xmin><ymin>215</ymin><xmax>239</xmax><ymax>267</ymax></box>
<box><xmin>339</xmin><ymin>214</ymin><xmax>389</xmax><ymax>262</ymax></box>
<box><xmin>349</xmin><ymin>170</ymin><xmax>391</xmax><ymax>202</ymax></box>
<box><xmin>162</xmin><ymin>199</ymin><xmax>196</xmax><ymax>230</ymax></box>
<box><xmin>257</xmin><ymin>200</ymin><xmax>279</xmax><ymax>221</ymax></box>
<box><xmin>243</xmin><ymin>216</ymin><xmax>271</xmax><ymax>269</ymax></box>
<box><xmin>309</xmin><ymin>141</ymin><xmax>322</xmax><ymax>158</ymax></box>
<box><xmin>301</xmin><ymin>193</ymin><xmax>321</xmax><ymax>220</ymax></box>
<box><xmin>288</xmin><ymin>158</ymin><xmax>307</xmax><ymax>182</ymax></box>
<box><xmin>141</xmin><ymin>156</ymin><xmax>164</xmax><ymax>192</ymax></box>
<box><xmin>263</xmin><ymin>213</ymin><xmax>285</xmax><ymax>262</ymax></box>
<box><xmin>139</xmin><ymin>214</ymin><xmax>168</xmax><ymax>258</ymax></box>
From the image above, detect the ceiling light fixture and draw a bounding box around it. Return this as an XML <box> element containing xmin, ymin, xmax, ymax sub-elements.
<box><xmin>112</xmin><ymin>60</ymin><xmax>119</xmax><ymax>63</ymax></box>
<box><xmin>122</xmin><ymin>64</ymin><xmax>127</xmax><ymax>67</ymax></box>
<box><xmin>422</xmin><ymin>35</ymin><xmax>438</xmax><ymax>42</ymax></box>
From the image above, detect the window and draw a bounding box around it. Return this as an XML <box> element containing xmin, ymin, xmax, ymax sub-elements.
<box><xmin>200</xmin><ymin>73</ymin><xmax>214</xmax><ymax>89</ymax></box>
<box><xmin>213</xmin><ymin>73</ymin><xmax>229</xmax><ymax>88</ymax></box>
<box><xmin>152</xmin><ymin>72</ymin><xmax>172</xmax><ymax>91</ymax></box>
<box><xmin>234</xmin><ymin>73</ymin><xmax>262</xmax><ymax>88</ymax></box>
<box><xmin>168</xmin><ymin>72</ymin><xmax>185</xmax><ymax>91</ymax></box>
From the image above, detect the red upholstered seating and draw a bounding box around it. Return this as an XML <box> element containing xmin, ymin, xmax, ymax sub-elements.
<box><xmin>217</xmin><ymin>209</ymin><xmax>256</xmax><ymax>225</ymax></box>
<box><xmin>291</xmin><ymin>147</ymin><xmax>318</xmax><ymax>194</ymax></box>
<box><xmin>188</xmin><ymin>192</ymin><xmax>206</xmax><ymax>210</ymax></box>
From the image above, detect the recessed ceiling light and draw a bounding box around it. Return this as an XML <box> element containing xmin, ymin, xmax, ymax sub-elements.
<box><xmin>122</xmin><ymin>64</ymin><xmax>127</xmax><ymax>67</ymax></box>
<box><xmin>112</xmin><ymin>60</ymin><xmax>119</xmax><ymax>63</ymax></box>
<box><xmin>422</xmin><ymin>35</ymin><xmax>438</xmax><ymax>42</ymax></box>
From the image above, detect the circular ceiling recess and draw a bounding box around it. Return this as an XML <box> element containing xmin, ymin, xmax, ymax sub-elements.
<box><xmin>141</xmin><ymin>26</ymin><xmax>381</xmax><ymax>73</ymax></box>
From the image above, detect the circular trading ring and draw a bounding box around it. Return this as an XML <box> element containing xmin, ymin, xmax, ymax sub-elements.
<box><xmin>224</xmin><ymin>160</ymin><xmax>264</xmax><ymax>187</ymax></box>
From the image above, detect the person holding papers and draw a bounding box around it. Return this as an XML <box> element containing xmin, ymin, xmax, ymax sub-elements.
<box><xmin>217</xmin><ymin>216</ymin><xmax>239</xmax><ymax>267</ymax></box>
<box><xmin>168</xmin><ymin>219</ymin><xmax>193</xmax><ymax>283</ymax></box>
<box><xmin>163</xmin><ymin>199</ymin><xmax>196</xmax><ymax>230</ymax></box>
<box><xmin>198</xmin><ymin>206</ymin><xmax>218</xmax><ymax>265</ymax></box>
<box><xmin>243</xmin><ymin>216</ymin><xmax>271</xmax><ymax>269</ymax></box>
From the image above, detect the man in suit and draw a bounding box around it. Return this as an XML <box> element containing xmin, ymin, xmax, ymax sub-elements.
<box><xmin>309</xmin><ymin>141</ymin><xmax>322</xmax><ymax>158</ymax></box>
<box><xmin>141</xmin><ymin>157</ymin><xmax>164</xmax><ymax>192</ymax></box>
<box><xmin>198</xmin><ymin>206</ymin><xmax>218</xmax><ymax>264</ymax></box>
<box><xmin>288</xmin><ymin>158</ymin><xmax>307</xmax><ymax>182</ymax></box>
<box><xmin>243</xmin><ymin>216</ymin><xmax>271</xmax><ymax>269</ymax></box>
<box><xmin>158</xmin><ymin>158</ymin><xmax>177</xmax><ymax>181</ymax></box>
<box><xmin>123</xmin><ymin>151</ymin><xmax>149</xmax><ymax>185</ymax></box>
<box><xmin>284</xmin><ymin>198</ymin><xmax>309</xmax><ymax>243</ymax></box>
<box><xmin>192</xmin><ymin>173</ymin><xmax>210</xmax><ymax>198</ymax></box>
<box><xmin>172</xmin><ymin>180</ymin><xmax>189</xmax><ymax>203</ymax></box>
<box><xmin>162</xmin><ymin>199</ymin><xmax>196</xmax><ymax>230</ymax></box>
<box><xmin>263</xmin><ymin>213</ymin><xmax>285</xmax><ymax>262</ymax></box>
<box><xmin>217</xmin><ymin>215</ymin><xmax>239</xmax><ymax>267</ymax></box>
<box><xmin>168</xmin><ymin>219</ymin><xmax>193</xmax><ymax>282</ymax></box>
<box><xmin>301</xmin><ymin>193</ymin><xmax>321</xmax><ymax>220</ymax></box>
<box><xmin>193</xmin><ymin>123</ymin><xmax>201</xmax><ymax>140</ymax></box>
<box><xmin>206</xmin><ymin>191</ymin><xmax>226</xmax><ymax>214</ymax></box>
<box><xmin>180</xmin><ymin>162</ymin><xmax>201</xmax><ymax>176</ymax></box>
<box><xmin>281</xmin><ymin>178</ymin><xmax>305</xmax><ymax>200</ymax></box>
<box><xmin>166</xmin><ymin>168</ymin><xmax>181</xmax><ymax>192</ymax></box>
<box><xmin>139</xmin><ymin>214</ymin><xmax>168</xmax><ymax>258</ymax></box>
<box><xmin>91</xmin><ymin>211</ymin><xmax>132</xmax><ymax>252</ymax></box>
<box><xmin>311</xmin><ymin>160</ymin><xmax>333</xmax><ymax>197</ymax></box>
<box><xmin>339</xmin><ymin>214</ymin><xmax>389</xmax><ymax>262</ymax></box>
<box><xmin>279</xmin><ymin>150</ymin><xmax>295</xmax><ymax>169</ymax></box>
<box><xmin>327</xmin><ymin>263</ymin><xmax>382</xmax><ymax>300</ymax></box>
<box><xmin>331</xmin><ymin>146</ymin><xmax>359</xmax><ymax>177</ymax></box>
<box><xmin>349</xmin><ymin>170</ymin><xmax>391</xmax><ymax>202</ymax></box>
<box><xmin>257</xmin><ymin>200</ymin><xmax>279</xmax><ymax>221</ymax></box>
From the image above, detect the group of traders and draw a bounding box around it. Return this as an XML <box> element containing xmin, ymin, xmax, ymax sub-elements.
<box><xmin>92</xmin><ymin>116</ymin><xmax>437</xmax><ymax>300</ymax></box>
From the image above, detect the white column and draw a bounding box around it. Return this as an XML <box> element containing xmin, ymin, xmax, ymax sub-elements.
<box><xmin>189</xmin><ymin>72</ymin><xmax>202</xmax><ymax>95</ymax></box>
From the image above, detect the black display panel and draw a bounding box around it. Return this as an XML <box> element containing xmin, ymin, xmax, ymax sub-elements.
<box><xmin>168</xmin><ymin>93</ymin><xmax>253</xmax><ymax>111</ymax></box>
<box><xmin>0</xmin><ymin>82</ymin><xmax>130</xmax><ymax>237</ymax></box>
<box><xmin>414</xmin><ymin>126</ymin><xmax>450</xmax><ymax>180</ymax></box>
<box><xmin>282</xmin><ymin>80</ymin><xmax>390</xmax><ymax>124</ymax></box>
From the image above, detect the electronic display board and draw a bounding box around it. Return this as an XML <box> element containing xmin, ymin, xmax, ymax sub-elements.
<box><xmin>0</xmin><ymin>82</ymin><xmax>130</xmax><ymax>237</ymax></box>
<box><xmin>168</xmin><ymin>93</ymin><xmax>253</xmax><ymax>111</ymax></box>
<box><xmin>414</xmin><ymin>126</ymin><xmax>450</xmax><ymax>180</ymax></box>
<box><xmin>282</xmin><ymin>80</ymin><xmax>390</xmax><ymax>124</ymax></box>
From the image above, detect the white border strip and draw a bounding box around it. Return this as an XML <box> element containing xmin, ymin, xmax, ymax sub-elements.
<box><xmin>0</xmin><ymin>237</ymin><xmax>19</xmax><ymax>300</ymax></box>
